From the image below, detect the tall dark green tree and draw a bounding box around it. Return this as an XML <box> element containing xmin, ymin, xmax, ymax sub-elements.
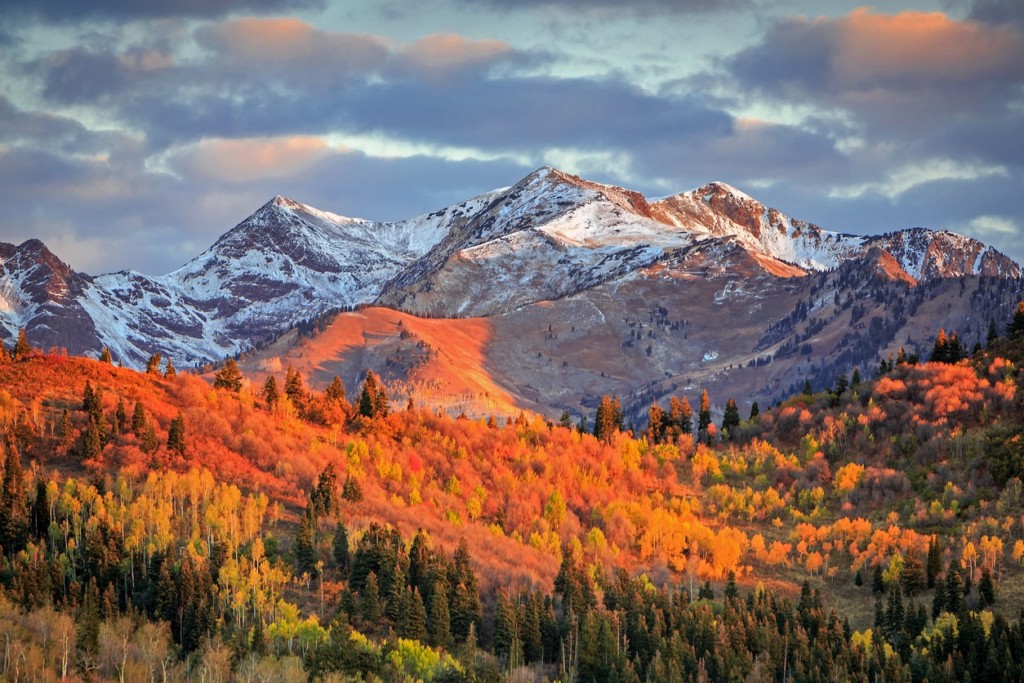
<box><xmin>697</xmin><ymin>389</ymin><xmax>712</xmax><ymax>441</ymax></box>
<box><xmin>361</xmin><ymin>572</ymin><xmax>381</xmax><ymax>624</ymax></box>
<box><xmin>428</xmin><ymin>583</ymin><xmax>451</xmax><ymax>649</ymax></box>
<box><xmin>167</xmin><ymin>412</ymin><xmax>187</xmax><ymax>455</ymax></box>
<box><xmin>332</xmin><ymin>522</ymin><xmax>350</xmax><ymax>577</ymax></box>
<box><xmin>721</xmin><ymin>398</ymin><xmax>740</xmax><ymax>440</ymax></box>
<box><xmin>294</xmin><ymin>507</ymin><xmax>320</xmax><ymax>578</ymax></box>
<box><xmin>401</xmin><ymin>588</ymin><xmax>428</xmax><ymax>642</ymax></box>
<box><xmin>1008</xmin><ymin>302</ymin><xmax>1024</xmax><ymax>340</ymax></box>
<box><xmin>262</xmin><ymin>375</ymin><xmax>279</xmax><ymax>408</ymax></box>
<box><xmin>357</xmin><ymin>371</ymin><xmax>388</xmax><ymax>418</ymax></box>
<box><xmin>0</xmin><ymin>438</ymin><xmax>28</xmax><ymax>553</ymax></box>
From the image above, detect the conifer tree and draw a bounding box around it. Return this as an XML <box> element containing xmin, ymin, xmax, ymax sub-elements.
<box><xmin>361</xmin><ymin>572</ymin><xmax>381</xmax><ymax>624</ymax></box>
<box><xmin>167</xmin><ymin>412</ymin><xmax>187</xmax><ymax>454</ymax></box>
<box><xmin>428</xmin><ymin>583</ymin><xmax>452</xmax><ymax>649</ymax></box>
<box><xmin>593</xmin><ymin>395</ymin><xmax>623</xmax><ymax>443</ymax></box>
<box><xmin>721</xmin><ymin>398</ymin><xmax>740</xmax><ymax>440</ymax></box>
<box><xmin>0</xmin><ymin>438</ymin><xmax>28</xmax><ymax>553</ymax></box>
<box><xmin>341</xmin><ymin>475</ymin><xmax>363</xmax><ymax>502</ymax></box>
<box><xmin>493</xmin><ymin>591</ymin><xmax>518</xmax><ymax>661</ymax></box>
<box><xmin>58</xmin><ymin>409</ymin><xmax>73</xmax><ymax>445</ymax></box>
<box><xmin>697</xmin><ymin>389</ymin><xmax>712</xmax><ymax>441</ymax></box>
<box><xmin>82</xmin><ymin>417</ymin><xmax>103</xmax><ymax>461</ymax></box>
<box><xmin>332</xmin><ymin>522</ymin><xmax>350</xmax><ymax>577</ymax></box>
<box><xmin>115</xmin><ymin>399</ymin><xmax>127</xmax><ymax>433</ymax></box>
<box><xmin>325</xmin><ymin>376</ymin><xmax>346</xmax><ymax>403</ymax></box>
<box><xmin>358</xmin><ymin>371</ymin><xmax>388</xmax><ymax>418</ymax></box>
<box><xmin>11</xmin><ymin>328</ymin><xmax>30</xmax><ymax>360</ymax></box>
<box><xmin>284</xmin><ymin>366</ymin><xmax>306</xmax><ymax>406</ymax></box>
<box><xmin>401</xmin><ymin>588</ymin><xmax>428</xmax><ymax>642</ymax></box>
<box><xmin>926</xmin><ymin>535</ymin><xmax>942</xmax><ymax>589</ymax></box>
<box><xmin>295</xmin><ymin>507</ymin><xmax>319</xmax><ymax>578</ymax></box>
<box><xmin>131</xmin><ymin>401</ymin><xmax>147</xmax><ymax>435</ymax></box>
<box><xmin>164</xmin><ymin>356</ymin><xmax>176</xmax><ymax>379</ymax></box>
<box><xmin>647</xmin><ymin>403</ymin><xmax>666</xmax><ymax>443</ymax></box>
<box><xmin>145</xmin><ymin>352</ymin><xmax>162</xmax><ymax>375</ymax></box>
<box><xmin>213</xmin><ymin>358</ymin><xmax>243</xmax><ymax>392</ymax></box>
<box><xmin>1005</xmin><ymin>301</ymin><xmax>1024</xmax><ymax>340</ymax></box>
<box><xmin>30</xmin><ymin>479</ymin><xmax>50</xmax><ymax>541</ymax></box>
<box><xmin>262</xmin><ymin>375</ymin><xmax>279</xmax><ymax>408</ymax></box>
<box><xmin>99</xmin><ymin>346</ymin><xmax>112</xmax><ymax>364</ymax></box>
<box><xmin>749</xmin><ymin>401</ymin><xmax>760</xmax><ymax>420</ymax></box>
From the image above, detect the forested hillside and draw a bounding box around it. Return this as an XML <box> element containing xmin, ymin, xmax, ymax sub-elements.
<box><xmin>0</xmin><ymin>304</ymin><xmax>1022</xmax><ymax>681</ymax></box>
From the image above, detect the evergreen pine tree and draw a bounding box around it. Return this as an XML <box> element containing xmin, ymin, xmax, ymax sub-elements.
<box><xmin>11</xmin><ymin>328</ymin><xmax>30</xmax><ymax>360</ymax></box>
<box><xmin>131</xmin><ymin>401</ymin><xmax>147</xmax><ymax>435</ymax></box>
<box><xmin>0</xmin><ymin>438</ymin><xmax>29</xmax><ymax>553</ymax></box>
<box><xmin>332</xmin><ymin>522</ymin><xmax>350</xmax><ymax>577</ymax></box>
<box><xmin>721</xmin><ymin>398</ymin><xmax>740</xmax><ymax>440</ymax></box>
<box><xmin>115</xmin><ymin>399</ymin><xmax>127</xmax><ymax>433</ymax></box>
<box><xmin>1008</xmin><ymin>302</ymin><xmax>1024</xmax><ymax>340</ymax></box>
<box><xmin>358</xmin><ymin>371</ymin><xmax>382</xmax><ymax>418</ymax></box>
<box><xmin>926</xmin><ymin>535</ymin><xmax>942</xmax><ymax>589</ymax></box>
<box><xmin>851</xmin><ymin>367</ymin><xmax>862</xmax><ymax>390</ymax></box>
<box><xmin>167</xmin><ymin>412</ymin><xmax>187</xmax><ymax>454</ymax></box>
<box><xmin>82</xmin><ymin>417</ymin><xmax>103</xmax><ymax>461</ymax></box>
<box><xmin>493</xmin><ymin>591</ymin><xmax>517</xmax><ymax>661</ymax></box>
<box><xmin>647</xmin><ymin>403</ymin><xmax>665</xmax><ymax>443</ymax></box>
<box><xmin>361</xmin><ymin>572</ymin><xmax>381</xmax><ymax>624</ymax></box>
<box><xmin>325</xmin><ymin>376</ymin><xmax>346</xmax><ymax>403</ymax></box>
<box><xmin>262</xmin><ymin>375</ymin><xmax>280</xmax><ymax>408</ymax></box>
<box><xmin>76</xmin><ymin>578</ymin><xmax>101</xmax><ymax>662</ymax></box>
<box><xmin>428</xmin><ymin>582</ymin><xmax>452</xmax><ymax>649</ymax></box>
<box><xmin>99</xmin><ymin>346</ymin><xmax>112</xmax><ymax>364</ymax></box>
<box><xmin>213</xmin><ymin>358</ymin><xmax>243</xmax><ymax>392</ymax></box>
<box><xmin>164</xmin><ymin>357</ymin><xmax>176</xmax><ymax>379</ymax></box>
<box><xmin>294</xmin><ymin>507</ymin><xmax>319</xmax><ymax>578</ymax></box>
<box><xmin>145</xmin><ymin>352</ymin><xmax>162</xmax><ymax>375</ymax></box>
<box><xmin>284</xmin><ymin>366</ymin><xmax>306</xmax><ymax>406</ymax></box>
<box><xmin>698</xmin><ymin>389</ymin><xmax>712</xmax><ymax>441</ymax></box>
<box><xmin>594</xmin><ymin>395</ymin><xmax>623</xmax><ymax>443</ymax></box>
<box><xmin>979</xmin><ymin>567</ymin><xmax>995</xmax><ymax>607</ymax></box>
<box><xmin>749</xmin><ymin>401</ymin><xmax>760</xmax><ymax>420</ymax></box>
<box><xmin>342</xmin><ymin>475</ymin><xmax>363</xmax><ymax>502</ymax></box>
<box><xmin>401</xmin><ymin>588</ymin><xmax>428</xmax><ymax>642</ymax></box>
<box><xmin>31</xmin><ymin>479</ymin><xmax>50</xmax><ymax>541</ymax></box>
<box><xmin>82</xmin><ymin>380</ymin><xmax>96</xmax><ymax>413</ymax></box>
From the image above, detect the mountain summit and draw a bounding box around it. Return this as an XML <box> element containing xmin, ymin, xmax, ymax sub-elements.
<box><xmin>0</xmin><ymin>167</ymin><xmax>1020</xmax><ymax>413</ymax></box>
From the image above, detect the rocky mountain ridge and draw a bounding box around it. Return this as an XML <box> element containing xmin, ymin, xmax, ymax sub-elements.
<box><xmin>0</xmin><ymin>167</ymin><xmax>1019</xmax><ymax>390</ymax></box>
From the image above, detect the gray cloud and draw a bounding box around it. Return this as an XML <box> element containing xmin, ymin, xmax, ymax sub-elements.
<box><xmin>455</xmin><ymin>0</ymin><xmax>750</xmax><ymax>14</ymax></box>
<box><xmin>970</xmin><ymin>0</ymin><xmax>1024</xmax><ymax>25</ymax></box>
<box><xmin>0</xmin><ymin>0</ymin><xmax>324</xmax><ymax>21</ymax></box>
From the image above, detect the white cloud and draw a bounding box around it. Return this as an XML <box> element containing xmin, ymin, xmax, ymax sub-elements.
<box><xmin>828</xmin><ymin>158</ymin><xmax>1009</xmax><ymax>199</ymax></box>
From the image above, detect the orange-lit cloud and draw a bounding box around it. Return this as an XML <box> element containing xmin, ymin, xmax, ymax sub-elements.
<box><xmin>832</xmin><ymin>8</ymin><xmax>1024</xmax><ymax>85</ymax></box>
<box><xmin>173</xmin><ymin>136</ymin><xmax>333</xmax><ymax>182</ymax></box>
<box><xmin>396</xmin><ymin>34</ymin><xmax>514</xmax><ymax>75</ymax></box>
<box><xmin>199</xmin><ymin>19</ymin><xmax>516</xmax><ymax>79</ymax></box>
<box><xmin>200</xmin><ymin>17</ymin><xmax>390</xmax><ymax>70</ymax></box>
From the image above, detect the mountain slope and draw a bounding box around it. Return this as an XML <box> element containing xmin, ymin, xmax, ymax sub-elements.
<box><xmin>0</xmin><ymin>167</ymin><xmax>1020</xmax><ymax>397</ymax></box>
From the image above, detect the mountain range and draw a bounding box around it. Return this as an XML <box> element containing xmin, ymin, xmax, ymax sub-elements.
<box><xmin>2</xmin><ymin>166</ymin><xmax>1021</xmax><ymax>419</ymax></box>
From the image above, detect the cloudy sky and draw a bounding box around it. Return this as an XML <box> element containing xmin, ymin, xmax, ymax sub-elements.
<box><xmin>1</xmin><ymin>0</ymin><xmax>1021</xmax><ymax>275</ymax></box>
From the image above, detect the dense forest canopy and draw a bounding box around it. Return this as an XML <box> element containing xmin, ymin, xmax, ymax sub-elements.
<box><xmin>0</xmin><ymin>302</ymin><xmax>1021</xmax><ymax>680</ymax></box>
